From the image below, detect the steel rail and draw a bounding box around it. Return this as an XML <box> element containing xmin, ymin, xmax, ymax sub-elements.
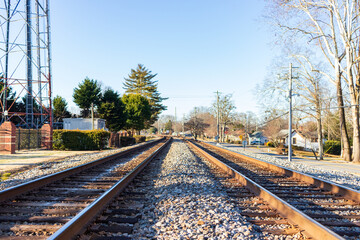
<box><xmin>187</xmin><ymin>140</ymin><xmax>344</xmax><ymax>240</ymax></box>
<box><xmin>0</xmin><ymin>138</ymin><xmax>164</xmax><ymax>202</ymax></box>
<box><xmin>200</xmin><ymin>141</ymin><xmax>360</xmax><ymax>203</ymax></box>
<box><xmin>48</xmin><ymin>138</ymin><xmax>172</xmax><ymax>240</ymax></box>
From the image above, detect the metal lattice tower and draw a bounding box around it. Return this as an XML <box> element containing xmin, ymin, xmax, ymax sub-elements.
<box><xmin>0</xmin><ymin>0</ymin><xmax>52</xmax><ymax>129</ymax></box>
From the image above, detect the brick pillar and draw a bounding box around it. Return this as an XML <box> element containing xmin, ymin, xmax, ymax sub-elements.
<box><xmin>115</xmin><ymin>133</ymin><xmax>119</xmax><ymax>148</ymax></box>
<box><xmin>41</xmin><ymin>123</ymin><xmax>53</xmax><ymax>150</ymax></box>
<box><xmin>109</xmin><ymin>132</ymin><xmax>119</xmax><ymax>148</ymax></box>
<box><xmin>0</xmin><ymin>121</ymin><xmax>16</xmax><ymax>154</ymax></box>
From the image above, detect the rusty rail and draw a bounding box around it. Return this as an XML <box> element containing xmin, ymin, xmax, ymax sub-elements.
<box><xmin>200</xmin><ymin>141</ymin><xmax>360</xmax><ymax>203</ymax></box>
<box><xmin>48</xmin><ymin>138</ymin><xmax>172</xmax><ymax>240</ymax></box>
<box><xmin>187</xmin><ymin>140</ymin><xmax>344</xmax><ymax>240</ymax></box>
<box><xmin>0</xmin><ymin>138</ymin><xmax>165</xmax><ymax>202</ymax></box>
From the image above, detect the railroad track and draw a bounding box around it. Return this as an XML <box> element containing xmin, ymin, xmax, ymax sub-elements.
<box><xmin>0</xmin><ymin>137</ymin><xmax>170</xmax><ymax>239</ymax></box>
<box><xmin>76</xmin><ymin>141</ymin><xmax>169</xmax><ymax>240</ymax></box>
<box><xmin>66</xmin><ymin>138</ymin><xmax>288</xmax><ymax>239</ymax></box>
<box><xmin>188</xmin><ymin>140</ymin><xmax>360</xmax><ymax>240</ymax></box>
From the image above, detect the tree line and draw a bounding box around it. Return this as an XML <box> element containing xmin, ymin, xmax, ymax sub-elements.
<box><xmin>254</xmin><ymin>0</ymin><xmax>360</xmax><ymax>162</ymax></box>
<box><xmin>157</xmin><ymin>93</ymin><xmax>259</xmax><ymax>142</ymax></box>
<box><xmin>54</xmin><ymin>64</ymin><xmax>167</xmax><ymax>134</ymax></box>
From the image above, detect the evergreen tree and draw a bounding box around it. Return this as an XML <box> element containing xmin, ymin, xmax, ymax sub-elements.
<box><xmin>122</xmin><ymin>93</ymin><xmax>151</xmax><ymax>134</ymax></box>
<box><xmin>0</xmin><ymin>77</ymin><xmax>15</xmax><ymax>103</ymax></box>
<box><xmin>98</xmin><ymin>88</ymin><xmax>127</xmax><ymax>132</ymax></box>
<box><xmin>0</xmin><ymin>77</ymin><xmax>16</xmax><ymax>111</ymax></box>
<box><xmin>0</xmin><ymin>77</ymin><xmax>17</xmax><ymax>123</ymax></box>
<box><xmin>164</xmin><ymin>120</ymin><xmax>173</xmax><ymax>132</ymax></box>
<box><xmin>53</xmin><ymin>95</ymin><xmax>71</xmax><ymax>122</ymax></box>
<box><xmin>123</xmin><ymin>64</ymin><xmax>167</xmax><ymax>127</ymax></box>
<box><xmin>73</xmin><ymin>78</ymin><xmax>101</xmax><ymax>117</ymax></box>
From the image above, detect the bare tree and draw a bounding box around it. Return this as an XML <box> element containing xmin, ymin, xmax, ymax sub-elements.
<box><xmin>262</xmin><ymin>110</ymin><xmax>288</xmax><ymax>145</ymax></box>
<box><xmin>212</xmin><ymin>94</ymin><xmax>236</xmax><ymax>142</ymax></box>
<box><xmin>292</xmin><ymin>55</ymin><xmax>328</xmax><ymax>159</ymax></box>
<box><xmin>185</xmin><ymin>107</ymin><xmax>209</xmax><ymax>140</ymax></box>
<box><xmin>257</xmin><ymin>52</ymin><xmax>328</xmax><ymax>158</ymax></box>
<box><xmin>267</xmin><ymin>0</ymin><xmax>359</xmax><ymax>161</ymax></box>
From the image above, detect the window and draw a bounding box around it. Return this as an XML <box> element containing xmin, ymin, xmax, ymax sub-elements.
<box><xmin>293</xmin><ymin>138</ymin><xmax>296</xmax><ymax>144</ymax></box>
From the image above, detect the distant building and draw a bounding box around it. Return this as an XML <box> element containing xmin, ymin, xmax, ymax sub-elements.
<box><xmin>63</xmin><ymin>118</ymin><xmax>106</xmax><ymax>131</ymax></box>
<box><xmin>248</xmin><ymin>131</ymin><xmax>268</xmax><ymax>145</ymax></box>
<box><xmin>277</xmin><ymin>129</ymin><xmax>325</xmax><ymax>151</ymax></box>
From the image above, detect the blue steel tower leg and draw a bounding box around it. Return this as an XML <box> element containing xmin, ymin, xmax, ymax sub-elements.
<box><xmin>26</xmin><ymin>0</ymin><xmax>33</xmax><ymax>128</ymax></box>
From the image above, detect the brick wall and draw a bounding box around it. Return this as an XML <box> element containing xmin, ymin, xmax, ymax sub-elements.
<box><xmin>0</xmin><ymin>121</ymin><xmax>16</xmax><ymax>154</ymax></box>
<box><xmin>41</xmin><ymin>124</ymin><xmax>53</xmax><ymax>150</ymax></box>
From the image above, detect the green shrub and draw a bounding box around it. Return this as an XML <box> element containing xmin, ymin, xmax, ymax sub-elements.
<box><xmin>134</xmin><ymin>135</ymin><xmax>146</xmax><ymax>143</ymax></box>
<box><xmin>1</xmin><ymin>172</ymin><xmax>11</xmax><ymax>181</ymax></box>
<box><xmin>120</xmin><ymin>136</ymin><xmax>135</xmax><ymax>147</ymax></box>
<box><xmin>53</xmin><ymin>130</ymin><xmax>110</xmax><ymax>150</ymax></box>
<box><xmin>266</xmin><ymin>141</ymin><xmax>275</xmax><ymax>147</ymax></box>
<box><xmin>324</xmin><ymin>140</ymin><xmax>341</xmax><ymax>155</ymax></box>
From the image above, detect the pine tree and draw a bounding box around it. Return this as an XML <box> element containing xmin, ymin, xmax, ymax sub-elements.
<box><xmin>123</xmin><ymin>64</ymin><xmax>167</xmax><ymax>127</ymax></box>
<box><xmin>0</xmin><ymin>77</ymin><xmax>17</xmax><ymax>123</ymax></box>
<box><xmin>98</xmin><ymin>88</ymin><xmax>127</xmax><ymax>132</ymax></box>
<box><xmin>53</xmin><ymin>95</ymin><xmax>71</xmax><ymax>122</ymax></box>
<box><xmin>73</xmin><ymin>78</ymin><xmax>102</xmax><ymax>117</ymax></box>
<box><xmin>122</xmin><ymin>93</ymin><xmax>151</xmax><ymax>134</ymax></box>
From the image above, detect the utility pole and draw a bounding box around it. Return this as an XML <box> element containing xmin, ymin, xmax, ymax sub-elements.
<box><xmin>182</xmin><ymin>114</ymin><xmax>185</xmax><ymax>133</ymax></box>
<box><xmin>175</xmin><ymin>107</ymin><xmax>177</xmax><ymax>132</ymax></box>
<box><xmin>245</xmin><ymin>113</ymin><xmax>248</xmax><ymax>148</ymax></box>
<box><xmin>215</xmin><ymin>91</ymin><xmax>220</xmax><ymax>142</ymax></box>
<box><xmin>288</xmin><ymin>63</ymin><xmax>293</xmax><ymax>161</ymax></box>
<box><xmin>277</xmin><ymin>63</ymin><xmax>298</xmax><ymax>161</ymax></box>
<box><xmin>91</xmin><ymin>103</ymin><xmax>94</xmax><ymax>130</ymax></box>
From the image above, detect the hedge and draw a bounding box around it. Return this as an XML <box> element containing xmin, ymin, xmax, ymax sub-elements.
<box><xmin>324</xmin><ymin>140</ymin><xmax>341</xmax><ymax>155</ymax></box>
<box><xmin>53</xmin><ymin>130</ymin><xmax>110</xmax><ymax>150</ymax></box>
<box><xmin>134</xmin><ymin>135</ymin><xmax>146</xmax><ymax>143</ymax></box>
<box><xmin>119</xmin><ymin>136</ymin><xmax>135</xmax><ymax>147</ymax></box>
<box><xmin>266</xmin><ymin>141</ymin><xmax>275</xmax><ymax>147</ymax></box>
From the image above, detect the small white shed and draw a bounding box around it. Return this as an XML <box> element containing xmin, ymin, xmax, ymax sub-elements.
<box><xmin>63</xmin><ymin>118</ymin><xmax>106</xmax><ymax>130</ymax></box>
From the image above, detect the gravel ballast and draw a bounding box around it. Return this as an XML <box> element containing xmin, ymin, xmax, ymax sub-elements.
<box><xmin>215</xmin><ymin>143</ymin><xmax>360</xmax><ymax>191</ymax></box>
<box><xmin>0</xmin><ymin>141</ymin><xmax>157</xmax><ymax>191</ymax></box>
<box><xmin>133</xmin><ymin>140</ymin><xmax>260</xmax><ymax>239</ymax></box>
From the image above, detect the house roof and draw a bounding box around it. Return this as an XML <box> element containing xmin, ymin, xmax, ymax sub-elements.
<box><xmin>276</xmin><ymin>129</ymin><xmax>318</xmax><ymax>140</ymax></box>
<box><xmin>297</xmin><ymin>131</ymin><xmax>318</xmax><ymax>139</ymax></box>
<box><xmin>248</xmin><ymin>131</ymin><xmax>264</xmax><ymax>138</ymax></box>
<box><xmin>276</xmin><ymin>129</ymin><xmax>296</xmax><ymax>138</ymax></box>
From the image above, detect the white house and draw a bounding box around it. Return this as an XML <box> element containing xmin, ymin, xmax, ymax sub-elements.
<box><xmin>248</xmin><ymin>131</ymin><xmax>268</xmax><ymax>145</ymax></box>
<box><xmin>278</xmin><ymin>129</ymin><xmax>323</xmax><ymax>151</ymax></box>
<box><xmin>63</xmin><ymin>118</ymin><xmax>106</xmax><ymax>131</ymax></box>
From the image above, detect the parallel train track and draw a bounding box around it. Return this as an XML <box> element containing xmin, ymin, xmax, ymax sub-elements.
<box><xmin>0</xmin><ymin>138</ymin><xmax>170</xmax><ymax>239</ymax></box>
<box><xmin>188</xmin><ymin>140</ymin><xmax>360</xmax><ymax>240</ymax></box>
<box><xmin>1</xmin><ymin>137</ymin><xmax>359</xmax><ymax>239</ymax></box>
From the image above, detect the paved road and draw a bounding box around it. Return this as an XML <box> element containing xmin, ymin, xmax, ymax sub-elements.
<box><xmin>216</xmin><ymin>143</ymin><xmax>360</xmax><ymax>177</ymax></box>
<box><xmin>0</xmin><ymin>150</ymin><xmax>98</xmax><ymax>173</ymax></box>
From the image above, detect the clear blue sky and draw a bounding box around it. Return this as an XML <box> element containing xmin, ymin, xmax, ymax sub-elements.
<box><xmin>51</xmin><ymin>0</ymin><xmax>275</xmax><ymax>118</ymax></box>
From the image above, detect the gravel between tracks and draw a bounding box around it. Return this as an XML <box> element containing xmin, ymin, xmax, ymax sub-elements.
<box><xmin>133</xmin><ymin>140</ymin><xmax>259</xmax><ymax>239</ymax></box>
<box><xmin>0</xmin><ymin>141</ymin><xmax>156</xmax><ymax>191</ymax></box>
<box><xmin>217</xmin><ymin>144</ymin><xmax>360</xmax><ymax>191</ymax></box>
